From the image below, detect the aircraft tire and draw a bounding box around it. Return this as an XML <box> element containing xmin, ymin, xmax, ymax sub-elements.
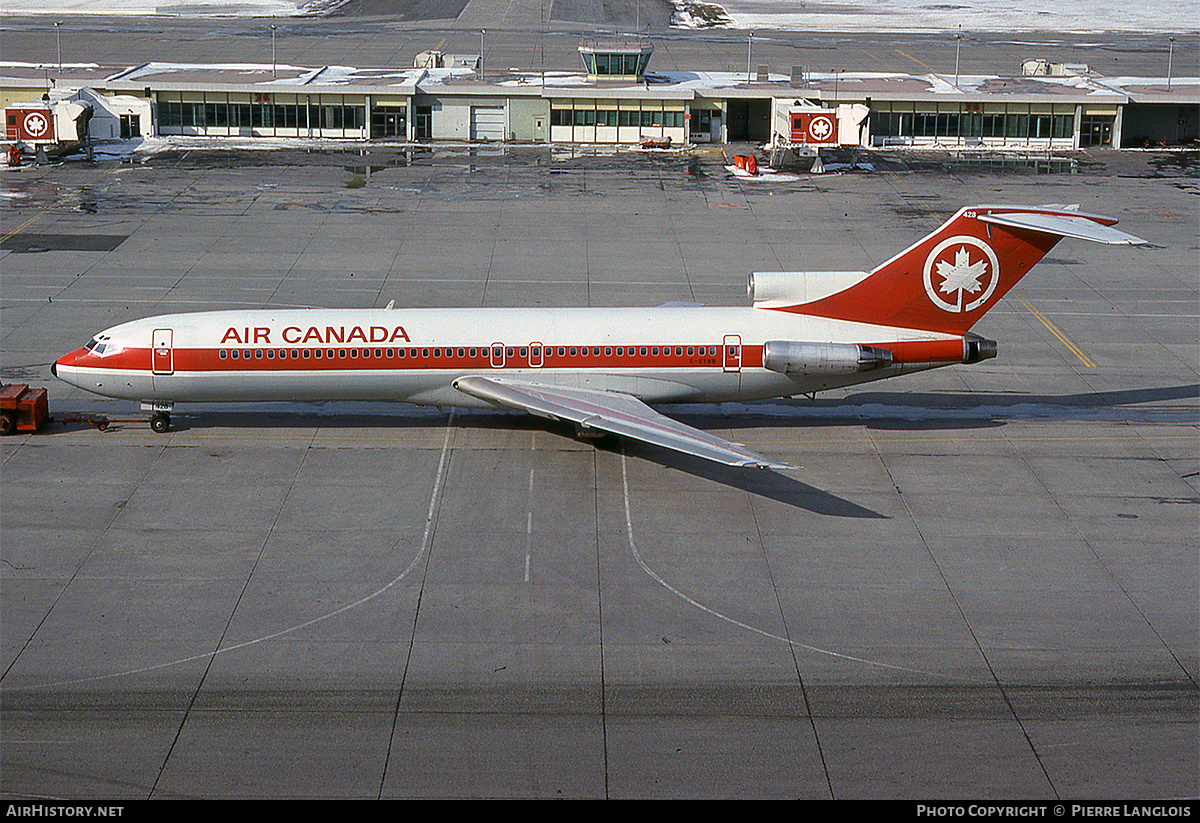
<box><xmin>149</xmin><ymin>412</ymin><xmax>170</xmax><ymax>434</ymax></box>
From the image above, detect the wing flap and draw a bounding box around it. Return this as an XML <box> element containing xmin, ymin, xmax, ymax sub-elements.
<box><xmin>453</xmin><ymin>375</ymin><xmax>789</xmax><ymax>469</ymax></box>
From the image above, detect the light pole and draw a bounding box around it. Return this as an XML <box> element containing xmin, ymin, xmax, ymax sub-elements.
<box><xmin>746</xmin><ymin>32</ymin><xmax>753</xmax><ymax>83</ymax></box>
<box><xmin>481</xmin><ymin>30</ymin><xmax>485</xmax><ymax>81</ymax></box>
<box><xmin>271</xmin><ymin>25</ymin><xmax>277</xmax><ymax>78</ymax></box>
<box><xmin>55</xmin><ymin>21</ymin><xmax>61</xmax><ymax>74</ymax></box>
<box><xmin>954</xmin><ymin>28</ymin><xmax>962</xmax><ymax>87</ymax></box>
<box><xmin>1167</xmin><ymin>36</ymin><xmax>1175</xmax><ymax>91</ymax></box>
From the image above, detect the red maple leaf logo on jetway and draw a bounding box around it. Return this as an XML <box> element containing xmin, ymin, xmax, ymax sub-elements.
<box><xmin>809</xmin><ymin>116</ymin><xmax>833</xmax><ymax>141</ymax></box>
<box><xmin>23</xmin><ymin>112</ymin><xmax>49</xmax><ymax>138</ymax></box>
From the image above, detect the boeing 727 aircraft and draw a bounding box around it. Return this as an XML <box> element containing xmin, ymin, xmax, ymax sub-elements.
<box><xmin>51</xmin><ymin>205</ymin><xmax>1144</xmax><ymax>468</ymax></box>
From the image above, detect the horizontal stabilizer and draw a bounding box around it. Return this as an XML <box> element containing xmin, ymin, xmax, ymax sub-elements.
<box><xmin>979</xmin><ymin>211</ymin><xmax>1146</xmax><ymax>245</ymax></box>
<box><xmin>766</xmin><ymin>205</ymin><xmax>1147</xmax><ymax>335</ymax></box>
<box><xmin>453</xmin><ymin>375</ymin><xmax>790</xmax><ymax>469</ymax></box>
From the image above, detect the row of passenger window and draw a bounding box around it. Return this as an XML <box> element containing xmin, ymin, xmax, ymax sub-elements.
<box><xmin>221</xmin><ymin>347</ymin><xmax>397</xmax><ymax>360</ymax></box>
<box><xmin>217</xmin><ymin>344</ymin><xmax>729</xmax><ymax>362</ymax></box>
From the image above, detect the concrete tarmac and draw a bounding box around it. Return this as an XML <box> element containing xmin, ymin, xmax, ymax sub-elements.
<box><xmin>1</xmin><ymin>143</ymin><xmax>1197</xmax><ymax>799</ymax></box>
<box><xmin>2</xmin><ymin>9</ymin><xmax>1194</xmax><ymax>81</ymax></box>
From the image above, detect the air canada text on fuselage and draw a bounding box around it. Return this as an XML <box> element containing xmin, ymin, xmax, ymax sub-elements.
<box><xmin>219</xmin><ymin>325</ymin><xmax>412</xmax><ymax>346</ymax></box>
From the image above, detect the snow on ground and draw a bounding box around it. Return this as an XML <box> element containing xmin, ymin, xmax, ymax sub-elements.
<box><xmin>696</xmin><ymin>0</ymin><xmax>1190</xmax><ymax>32</ymax></box>
<box><xmin>673</xmin><ymin>0</ymin><xmax>1194</xmax><ymax>32</ymax></box>
<box><xmin>0</xmin><ymin>0</ymin><xmax>1193</xmax><ymax>32</ymax></box>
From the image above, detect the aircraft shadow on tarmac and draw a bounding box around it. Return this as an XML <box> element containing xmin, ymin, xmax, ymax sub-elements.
<box><xmin>597</xmin><ymin>438</ymin><xmax>889</xmax><ymax>519</ymax></box>
<box><xmin>696</xmin><ymin>383</ymin><xmax>1200</xmax><ymax>432</ymax></box>
<box><xmin>60</xmin><ymin>382</ymin><xmax>1194</xmax><ymax>436</ymax></box>
<box><xmin>48</xmin><ymin>384</ymin><xmax>1196</xmax><ymax>519</ymax></box>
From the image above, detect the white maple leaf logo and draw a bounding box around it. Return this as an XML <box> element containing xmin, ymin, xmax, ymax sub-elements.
<box><xmin>935</xmin><ymin>246</ymin><xmax>988</xmax><ymax>309</ymax></box>
<box><xmin>810</xmin><ymin>116</ymin><xmax>833</xmax><ymax>140</ymax></box>
<box><xmin>923</xmin><ymin>235</ymin><xmax>1000</xmax><ymax>314</ymax></box>
<box><xmin>24</xmin><ymin>113</ymin><xmax>48</xmax><ymax>137</ymax></box>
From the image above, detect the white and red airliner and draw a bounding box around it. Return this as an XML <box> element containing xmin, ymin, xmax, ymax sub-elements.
<box><xmin>52</xmin><ymin>205</ymin><xmax>1144</xmax><ymax>468</ymax></box>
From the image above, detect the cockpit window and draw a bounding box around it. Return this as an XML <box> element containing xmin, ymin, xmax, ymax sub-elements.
<box><xmin>84</xmin><ymin>335</ymin><xmax>117</xmax><ymax>356</ymax></box>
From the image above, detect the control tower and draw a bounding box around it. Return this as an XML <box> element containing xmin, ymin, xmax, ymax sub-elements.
<box><xmin>578</xmin><ymin>39</ymin><xmax>654</xmax><ymax>80</ymax></box>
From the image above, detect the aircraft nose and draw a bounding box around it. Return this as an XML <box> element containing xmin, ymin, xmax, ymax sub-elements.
<box><xmin>51</xmin><ymin>350</ymin><xmax>81</xmax><ymax>381</ymax></box>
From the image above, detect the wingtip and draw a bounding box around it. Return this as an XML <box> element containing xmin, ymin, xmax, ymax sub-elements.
<box><xmin>743</xmin><ymin>459</ymin><xmax>793</xmax><ymax>470</ymax></box>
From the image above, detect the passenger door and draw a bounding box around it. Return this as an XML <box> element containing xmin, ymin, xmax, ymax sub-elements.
<box><xmin>722</xmin><ymin>334</ymin><xmax>741</xmax><ymax>372</ymax></box>
<box><xmin>152</xmin><ymin>329</ymin><xmax>174</xmax><ymax>375</ymax></box>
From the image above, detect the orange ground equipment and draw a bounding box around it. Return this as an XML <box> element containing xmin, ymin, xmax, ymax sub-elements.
<box><xmin>0</xmin><ymin>384</ymin><xmax>50</xmax><ymax>434</ymax></box>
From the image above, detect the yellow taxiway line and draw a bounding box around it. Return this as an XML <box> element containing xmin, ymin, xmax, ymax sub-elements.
<box><xmin>1021</xmin><ymin>299</ymin><xmax>1097</xmax><ymax>368</ymax></box>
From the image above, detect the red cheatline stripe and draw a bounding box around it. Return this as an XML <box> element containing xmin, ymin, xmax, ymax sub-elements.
<box><xmin>72</xmin><ymin>337</ymin><xmax>965</xmax><ymax>373</ymax></box>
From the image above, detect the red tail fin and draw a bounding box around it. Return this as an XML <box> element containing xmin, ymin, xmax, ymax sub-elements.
<box><xmin>770</xmin><ymin>206</ymin><xmax>1142</xmax><ymax>334</ymax></box>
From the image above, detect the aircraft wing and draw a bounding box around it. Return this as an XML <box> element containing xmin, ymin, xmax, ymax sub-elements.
<box><xmin>452</xmin><ymin>375</ymin><xmax>790</xmax><ymax>469</ymax></box>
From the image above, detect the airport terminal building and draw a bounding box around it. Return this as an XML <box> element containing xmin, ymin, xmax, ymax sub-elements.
<box><xmin>3</xmin><ymin>40</ymin><xmax>1197</xmax><ymax>154</ymax></box>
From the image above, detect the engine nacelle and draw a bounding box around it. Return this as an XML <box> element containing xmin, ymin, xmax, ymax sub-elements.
<box><xmin>963</xmin><ymin>332</ymin><xmax>997</xmax><ymax>363</ymax></box>
<box><xmin>748</xmin><ymin>270</ymin><xmax>869</xmax><ymax>309</ymax></box>
<box><xmin>762</xmin><ymin>341</ymin><xmax>894</xmax><ymax>375</ymax></box>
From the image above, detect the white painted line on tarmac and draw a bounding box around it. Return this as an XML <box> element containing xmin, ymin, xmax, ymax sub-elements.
<box><xmin>19</xmin><ymin>410</ymin><xmax>458</xmax><ymax>690</ymax></box>
<box><xmin>619</xmin><ymin>449</ymin><xmax>983</xmax><ymax>682</ymax></box>
<box><xmin>525</xmin><ymin>466</ymin><xmax>535</xmax><ymax>583</ymax></box>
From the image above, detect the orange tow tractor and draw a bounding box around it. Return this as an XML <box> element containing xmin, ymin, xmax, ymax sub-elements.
<box><xmin>0</xmin><ymin>384</ymin><xmax>50</xmax><ymax>435</ymax></box>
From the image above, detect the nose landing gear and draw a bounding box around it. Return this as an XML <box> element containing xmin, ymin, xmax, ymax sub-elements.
<box><xmin>142</xmin><ymin>402</ymin><xmax>174</xmax><ymax>433</ymax></box>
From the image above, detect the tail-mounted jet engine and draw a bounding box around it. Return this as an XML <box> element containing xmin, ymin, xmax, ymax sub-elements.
<box><xmin>962</xmin><ymin>332</ymin><xmax>997</xmax><ymax>363</ymax></box>
<box><xmin>762</xmin><ymin>341</ymin><xmax>894</xmax><ymax>375</ymax></box>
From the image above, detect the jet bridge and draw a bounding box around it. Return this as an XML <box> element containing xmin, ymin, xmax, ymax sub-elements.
<box><xmin>769</xmin><ymin>101</ymin><xmax>870</xmax><ymax>168</ymax></box>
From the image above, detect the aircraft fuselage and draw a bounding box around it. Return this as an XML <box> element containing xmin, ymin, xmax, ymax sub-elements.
<box><xmin>53</xmin><ymin>305</ymin><xmax>958</xmax><ymax>408</ymax></box>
